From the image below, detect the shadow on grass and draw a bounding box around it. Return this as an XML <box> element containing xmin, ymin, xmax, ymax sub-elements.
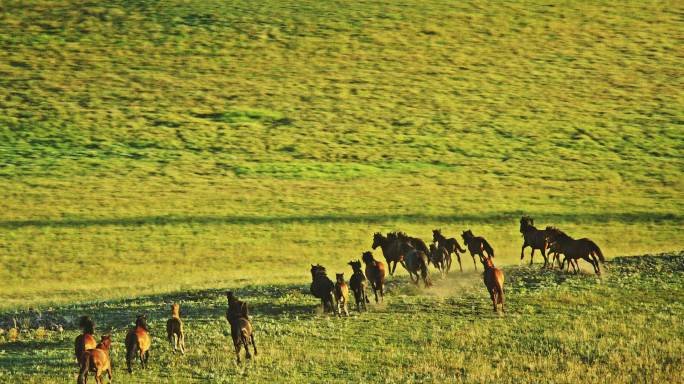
<box><xmin>0</xmin><ymin>211</ymin><xmax>681</xmax><ymax>229</ymax></box>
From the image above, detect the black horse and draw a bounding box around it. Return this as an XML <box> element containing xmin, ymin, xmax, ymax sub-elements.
<box><xmin>310</xmin><ymin>264</ymin><xmax>335</xmax><ymax>313</ymax></box>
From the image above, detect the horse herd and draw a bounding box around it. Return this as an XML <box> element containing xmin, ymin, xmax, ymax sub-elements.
<box><xmin>310</xmin><ymin>216</ymin><xmax>606</xmax><ymax>316</ymax></box>
<box><xmin>72</xmin><ymin>216</ymin><xmax>604</xmax><ymax>383</ymax></box>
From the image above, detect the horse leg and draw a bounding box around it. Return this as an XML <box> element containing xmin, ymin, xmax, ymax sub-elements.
<box><xmin>252</xmin><ymin>333</ymin><xmax>258</xmax><ymax>356</ymax></box>
<box><xmin>107</xmin><ymin>366</ymin><xmax>113</xmax><ymax>384</ymax></box>
<box><xmin>541</xmin><ymin>247</ymin><xmax>548</xmax><ymax>269</ymax></box>
<box><xmin>520</xmin><ymin>243</ymin><xmax>527</xmax><ymax>262</ymax></box>
<box><xmin>472</xmin><ymin>254</ymin><xmax>478</xmax><ymax>271</ymax></box>
<box><xmin>234</xmin><ymin>338</ymin><xmax>242</xmax><ymax>363</ymax></box>
<box><xmin>144</xmin><ymin>350</ymin><xmax>150</xmax><ymax>369</ymax></box>
<box><xmin>457</xmin><ymin>253</ymin><xmax>463</xmax><ymax>272</ymax></box>
<box><xmin>530</xmin><ymin>248</ymin><xmax>535</xmax><ymax>266</ymax></box>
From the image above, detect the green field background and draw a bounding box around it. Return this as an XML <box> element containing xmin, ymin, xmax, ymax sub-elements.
<box><xmin>1</xmin><ymin>0</ymin><xmax>682</xmax><ymax>308</ymax></box>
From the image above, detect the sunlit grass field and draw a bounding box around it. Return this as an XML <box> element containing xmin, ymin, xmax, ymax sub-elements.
<box><xmin>0</xmin><ymin>0</ymin><xmax>683</xmax><ymax>382</ymax></box>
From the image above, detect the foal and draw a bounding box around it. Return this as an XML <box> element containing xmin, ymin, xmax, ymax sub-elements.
<box><xmin>166</xmin><ymin>303</ymin><xmax>186</xmax><ymax>355</ymax></box>
<box><xmin>74</xmin><ymin>316</ymin><xmax>97</xmax><ymax>365</ymax></box>
<box><xmin>334</xmin><ymin>273</ymin><xmax>350</xmax><ymax>317</ymax></box>
<box><xmin>461</xmin><ymin>229</ymin><xmax>495</xmax><ymax>271</ymax></box>
<box><xmin>226</xmin><ymin>292</ymin><xmax>257</xmax><ymax>363</ymax></box>
<box><xmin>125</xmin><ymin>315</ymin><xmax>152</xmax><ymax>373</ymax></box>
<box><xmin>362</xmin><ymin>251</ymin><xmax>386</xmax><ymax>303</ymax></box>
<box><xmin>77</xmin><ymin>335</ymin><xmax>112</xmax><ymax>384</ymax></box>
<box><xmin>348</xmin><ymin>260</ymin><xmax>370</xmax><ymax>311</ymax></box>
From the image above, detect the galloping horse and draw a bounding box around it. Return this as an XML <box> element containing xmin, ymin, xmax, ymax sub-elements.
<box><xmin>125</xmin><ymin>315</ymin><xmax>152</xmax><ymax>373</ymax></box>
<box><xmin>394</xmin><ymin>241</ymin><xmax>431</xmax><ymax>288</ymax></box>
<box><xmin>310</xmin><ymin>264</ymin><xmax>335</xmax><ymax>312</ymax></box>
<box><xmin>432</xmin><ymin>229</ymin><xmax>466</xmax><ymax>272</ymax></box>
<box><xmin>77</xmin><ymin>335</ymin><xmax>112</xmax><ymax>384</ymax></box>
<box><xmin>547</xmin><ymin>227</ymin><xmax>605</xmax><ymax>275</ymax></box>
<box><xmin>226</xmin><ymin>292</ymin><xmax>257</xmax><ymax>363</ymax></box>
<box><xmin>461</xmin><ymin>230</ymin><xmax>495</xmax><ymax>271</ymax></box>
<box><xmin>361</xmin><ymin>251</ymin><xmax>386</xmax><ymax>303</ymax></box>
<box><xmin>334</xmin><ymin>273</ymin><xmax>350</xmax><ymax>317</ymax></box>
<box><xmin>480</xmin><ymin>255</ymin><xmax>505</xmax><ymax>313</ymax></box>
<box><xmin>372</xmin><ymin>232</ymin><xmax>405</xmax><ymax>275</ymax></box>
<box><xmin>519</xmin><ymin>216</ymin><xmax>552</xmax><ymax>267</ymax></box>
<box><xmin>348</xmin><ymin>260</ymin><xmax>370</xmax><ymax>311</ymax></box>
<box><xmin>74</xmin><ymin>316</ymin><xmax>97</xmax><ymax>365</ymax></box>
<box><xmin>429</xmin><ymin>243</ymin><xmax>450</xmax><ymax>274</ymax></box>
<box><xmin>166</xmin><ymin>303</ymin><xmax>186</xmax><ymax>355</ymax></box>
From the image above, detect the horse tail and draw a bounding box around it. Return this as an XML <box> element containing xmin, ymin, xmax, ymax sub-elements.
<box><xmin>77</xmin><ymin>351</ymin><xmax>90</xmax><ymax>384</ymax></box>
<box><xmin>592</xmin><ymin>242</ymin><xmax>605</xmax><ymax>262</ymax></box>
<box><xmin>126</xmin><ymin>333</ymin><xmax>138</xmax><ymax>373</ymax></box>
<box><xmin>482</xmin><ymin>240</ymin><xmax>494</xmax><ymax>258</ymax></box>
<box><xmin>240</xmin><ymin>327</ymin><xmax>250</xmax><ymax>348</ymax></box>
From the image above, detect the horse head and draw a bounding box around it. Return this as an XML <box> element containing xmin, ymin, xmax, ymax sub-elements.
<box><xmin>135</xmin><ymin>314</ymin><xmax>149</xmax><ymax>331</ymax></box>
<box><xmin>98</xmin><ymin>335</ymin><xmax>112</xmax><ymax>350</ymax></box>
<box><xmin>336</xmin><ymin>273</ymin><xmax>345</xmax><ymax>283</ymax></box>
<box><xmin>372</xmin><ymin>233</ymin><xmax>385</xmax><ymax>249</ymax></box>
<box><xmin>348</xmin><ymin>260</ymin><xmax>362</xmax><ymax>272</ymax></box>
<box><xmin>432</xmin><ymin>229</ymin><xmax>442</xmax><ymax>242</ymax></box>
<box><xmin>362</xmin><ymin>251</ymin><xmax>374</xmax><ymax>265</ymax></box>
<box><xmin>461</xmin><ymin>229</ymin><xmax>473</xmax><ymax>243</ymax></box>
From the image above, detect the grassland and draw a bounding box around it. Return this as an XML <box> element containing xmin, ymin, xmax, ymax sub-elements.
<box><xmin>1</xmin><ymin>254</ymin><xmax>683</xmax><ymax>383</ymax></box>
<box><xmin>0</xmin><ymin>0</ymin><xmax>683</xmax><ymax>381</ymax></box>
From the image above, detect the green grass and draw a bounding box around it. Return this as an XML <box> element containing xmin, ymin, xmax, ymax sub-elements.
<box><xmin>0</xmin><ymin>0</ymin><xmax>682</xmax><ymax>381</ymax></box>
<box><xmin>1</xmin><ymin>254</ymin><xmax>683</xmax><ymax>383</ymax></box>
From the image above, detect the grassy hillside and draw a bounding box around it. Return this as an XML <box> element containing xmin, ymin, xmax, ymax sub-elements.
<box><xmin>0</xmin><ymin>0</ymin><xmax>683</xmax><ymax>309</ymax></box>
<box><xmin>1</xmin><ymin>254</ymin><xmax>683</xmax><ymax>383</ymax></box>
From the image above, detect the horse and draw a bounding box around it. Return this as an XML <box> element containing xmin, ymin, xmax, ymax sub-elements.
<box><xmin>395</xmin><ymin>232</ymin><xmax>430</xmax><ymax>255</ymax></box>
<box><xmin>74</xmin><ymin>316</ymin><xmax>97</xmax><ymax>365</ymax></box>
<box><xmin>310</xmin><ymin>264</ymin><xmax>335</xmax><ymax>313</ymax></box>
<box><xmin>372</xmin><ymin>232</ymin><xmax>406</xmax><ymax>276</ymax></box>
<box><xmin>461</xmin><ymin>229</ymin><xmax>495</xmax><ymax>271</ymax></box>
<box><xmin>547</xmin><ymin>227</ymin><xmax>604</xmax><ymax>275</ymax></box>
<box><xmin>429</xmin><ymin>243</ymin><xmax>451</xmax><ymax>275</ymax></box>
<box><xmin>432</xmin><ymin>229</ymin><xmax>466</xmax><ymax>272</ymax></box>
<box><xmin>77</xmin><ymin>335</ymin><xmax>112</xmax><ymax>384</ymax></box>
<box><xmin>334</xmin><ymin>273</ymin><xmax>350</xmax><ymax>317</ymax></box>
<box><xmin>348</xmin><ymin>260</ymin><xmax>370</xmax><ymax>311</ymax></box>
<box><xmin>480</xmin><ymin>255</ymin><xmax>505</xmax><ymax>313</ymax></box>
<box><xmin>226</xmin><ymin>292</ymin><xmax>257</xmax><ymax>363</ymax></box>
<box><xmin>519</xmin><ymin>216</ymin><xmax>552</xmax><ymax>267</ymax></box>
<box><xmin>395</xmin><ymin>241</ymin><xmax>431</xmax><ymax>287</ymax></box>
<box><xmin>361</xmin><ymin>251</ymin><xmax>386</xmax><ymax>303</ymax></box>
<box><xmin>166</xmin><ymin>303</ymin><xmax>186</xmax><ymax>355</ymax></box>
<box><xmin>125</xmin><ymin>314</ymin><xmax>152</xmax><ymax>373</ymax></box>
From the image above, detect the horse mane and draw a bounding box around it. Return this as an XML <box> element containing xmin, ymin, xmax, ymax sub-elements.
<box><xmin>135</xmin><ymin>315</ymin><xmax>149</xmax><ymax>331</ymax></box>
<box><xmin>79</xmin><ymin>316</ymin><xmax>95</xmax><ymax>335</ymax></box>
<box><xmin>547</xmin><ymin>227</ymin><xmax>572</xmax><ymax>240</ymax></box>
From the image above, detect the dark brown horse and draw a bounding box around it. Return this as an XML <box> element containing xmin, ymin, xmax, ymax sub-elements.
<box><xmin>166</xmin><ymin>303</ymin><xmax>185</xmax><ymax>355</ymax></box>
<box><xmin>77</xmin><ymin>335</ymin><xmax>112</xmax><ymax>384</ymax></box>
<box><xmin>348</xmin><ymin>260</ymin><xmax>369</xmax><ymax>311</ymax></box>
<box><xmin>310</xmin><ymin>264</ymin><xmax>335</xmax><ymax>312</ymax></box>
<box><xmin>396</xmin><ymin>232</ymin><xmax>430</xmax><ymax>255</ymax></box>
<box><xmin>362</xmin><ymin>251</ymin><xmax>386</xmax><ymax>303</ymax></box>
<box><xmin>74</xmin><ymin>316</ymin><xmax>97</xmax><ymax>365</ymax></box>
<box><xmin>226</xmin><ymin>292</ymin><xmax>257</xmax><ymax>363</ymax></box>
<box><xmin>125</xmin><ymin>315</ymin><xmax>151</xmax><ymax>373</ymax></box>
<box><xmin>429</xmin><ymin>243</ymin><xmax>450</xmax><ymax>274</ymax></box>
<box><xmin>519</xmin><ymin>216</ymin><xmax>552</xmax><ymax>267</ymax></box>
<box><xmin>372</xmin><ymin>232</ymin><xmax>405</xmax><ymax>275</ymax></box>
<box><xmin>480</xmin><ymin>256</ymin><xmax>505</xmax><ymax>313</ymax></box>
<box><xmin>395</xmin><ymin>241</ymin><xmax>431</xmax><ymax>288</ymax></box>
<box><xmin>432</xmin><ymin>229</ymin><xmax>466</xmax><ymax>272</ymax></box>
<box><xmin>334</xmin><ymin>273</ymin><xmax>350</xmax><ymax>317</ymax></box>
<box><xmin>461</xmin><ymin>230</ymin><xmax>495</xmax><ymax>271</ymax></box>
<box><xmin>547</xmin><ymin>227</ymin><xmax>605</xmax><ymax>275</ymax></box>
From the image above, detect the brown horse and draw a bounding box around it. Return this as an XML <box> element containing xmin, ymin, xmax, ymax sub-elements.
<box><xmin>310</xmin><ymin>264</ymin><xmax>335</xmax><ymax>313</ymax></box>
<box><xmin>461</xmin><ymin>230</ymin><xmax>495</xmax><ymax>271</ymax></box>
<box><xmin>362</xmin><ymin>251</ymin><xmax>386</xmax><ymax>303</ymax></box>
<box><xmin>74</xmin><ymin>316</ymin><xmax>97</xmax><ymax>365</ymax></box>
<box><xmin>372</xmin><ymin>232</ymin><xmax>405</xmax><ymax>276</ymax></box>
<box><xmin>432</xmin><ymin>229</ymin><xmax>466</xmax><ymax>272</ymax></box>
<box><xmin>166</xmin><ymin>303</ymin><xmax>186</xmax><ymax>355</ymax></box>
<box><xmin>334</xmin><ymin>273</ymin><xmax>350</xmax><ymax>317</ymax></box>
<box><xmin>348</xmin><ymin>260</ymin><xmax>370</xmax><ymax>311</ymax></box>
<box><xmin>396</xmin><ymin>232</ymin><xmax>430</xmax><ymax>255</ymax></box>
<box><xmin>519</xmin><ymin>216</ymin><xmax>552</xmax><ymax>267</ymax></box>
<box><xmin>226</xmin><ymin>292</ymin><xmax>257</xmax><ymax>363</ymax></box>
<box><xmin>77</xmin><ymin>335</ymin><xmax>112</xmax><ymax>384</ymax></box>
<box><xmin>480</xmin><ymin>256</ymin><xmax>505</xmax><ymax>313</ymax></box>
<box><xmin>547</xmin><ymin>227</ymin><xmax>605</xmax><ymax>275</ymax></box>
<box><xmin>125</xmin><ymin>314</ymin><xmax>152</xmax><ymax>373</ymax></box>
